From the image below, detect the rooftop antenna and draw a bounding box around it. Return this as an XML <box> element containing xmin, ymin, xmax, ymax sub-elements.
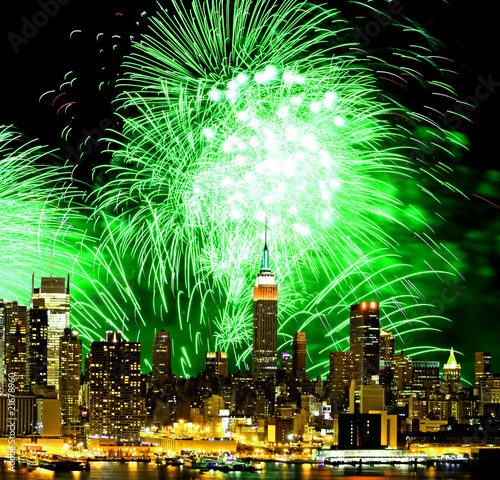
<box><xmin>265</xmin><ymin>216</ymin><xmax>268</xmax><ymax>248</ymax></box>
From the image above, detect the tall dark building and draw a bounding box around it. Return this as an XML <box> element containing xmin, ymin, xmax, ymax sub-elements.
<box><xmin>328</xmin><ymin>351</ymin><xmax>353</xmax><ymax>413</ymax></box>
<box><xmin>89</xmin><ymin>331</ymin><xmax>141</xmax><ymax>441</ymax></box>
<box><xmin>292</xmin><ymin>332</ymin><xmax>307</xmax><ymax>379</ymax></box>
<box><xmin>205</xmin><ymin>351</ymin><xmax>228</xmax><ymax>377</ymax></box>
<box><xmin>152</xmin><ymin>329</ymin><xmax>172</xmax><ymax>393</ymax></box>
<box><xmin>26</xmin><ymin>298</ymin><xmax>48</xmax><ymax>392</ymax></box>
<box><xmin>252</xmin><ymin>239</ymin><xmax>278</xmax><ymax>378</ymax></box>
<box><xmin>2</xmin><ymin>302</ymin><xmax>28</xmax><ymax>393</ymax></box>
<box><xmin>60</xmin><ymin>328</ymin><xmax>82</xmax><ymax>426</ymax></box>
<box><xmin>475</xmin><ymin>352</ymin><xmax>492</xmax><ymax>394</ymax></box>
<box><xmin>350</xmin><ymin>301</ymin><xmax>380</xmax><ymax>385</ymax></box>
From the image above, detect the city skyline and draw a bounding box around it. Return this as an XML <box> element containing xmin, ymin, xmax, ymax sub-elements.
<box><xmin>0</xmin><ymin>0</ymin><xmax>498</xmax><ymax>385</ymax></box>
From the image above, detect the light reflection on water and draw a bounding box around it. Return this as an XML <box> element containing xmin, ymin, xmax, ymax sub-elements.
<box><xmin>0</xmin><ymin>461</ymin><xmax>479</xmax><ymax>480</ymax></box>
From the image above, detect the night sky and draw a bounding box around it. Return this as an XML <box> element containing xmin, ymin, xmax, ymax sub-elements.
<box><xmin>0</xmin><ymin>0</ymin><xmax>498</xmax><ymax>381</ymax></box>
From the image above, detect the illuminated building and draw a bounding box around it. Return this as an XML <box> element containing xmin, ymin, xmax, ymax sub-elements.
<box><xmin>379</xmin><ymin>330</ymin><xmax>395</xmax><ymax>363</ymax></box>
<box><xmin>350</xmin><ymin>301</ymin><xmax>380</xmax><ymax>385</ymax></box>
<box><xmin>0</xmin><ymin>395</ymin><xmax>36</xmax><ymax>435</ymax></box>
<box><xmin>2</xmin><ymin>301</ymin><xmax>28</xmax><ymax>393</ymax></box>
<box><xmin>279</xmin><ymin>352</ymin><xmax>292</xmax><ymax>372</ymax></box>
<box><xmin>59</xmin><ymin>328</ymin><xmax>82</xmax><ymax>426</ymax></box>
<box><xmin>31</xmin><ymin>274</ymin><xmax>70</xmax><ymax>392</ymax></box>
<box><xmin>152</xmin><ymin>329</ymin><xmax>172</xmax><ymax>392</ymax></box>
<box><xmin>475</xmin><ymin>352</ymin><xmax>492</xmax><ymax>396</ymax></box>
<box><xmin>203</xmin><ymin>394</ymin><xmax>225</xmax><ymax>420</ymax></box>
<box><xmin>292</xmin><ymin>332</ymin><xmax>307</xmax><ymax>379</ymax></box>
<box><xmin>26</xmin><ymin>298</ymin><xmax>48</xmax><ymax>392</ymax></box>
<box><xmin>480</xmin><ymin>374</ymin><xmax>500</xmax><ymax>415</ymax></box>
<box><xmin>412</xmin><ymin>360</ymin><xmax>440</xmax><ymax>390</ymax></box>
<box><xmin>442</xmin><ymin>347</ymin><xmax>462</xmax><ymax>393</ymax></box>
<box><xmin>89</xmin><ymin>331</ymin><xmax>141</xmax><ymax>442</ymax></box>
<box><xmin>252</xmin><ymin>236</ymin><xmax>278</xmax><ymax>378</ymax></box>
<box><xmin>205</xmin><ymin>351</ymin><xmax>228</xmax><ymax>377</ymax></box>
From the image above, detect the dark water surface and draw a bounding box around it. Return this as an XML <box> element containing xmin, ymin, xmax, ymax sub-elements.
<box><xmin>0</xmin><ymin>460</ymin><xmax>489</xmax><ymax>480</ymax></box>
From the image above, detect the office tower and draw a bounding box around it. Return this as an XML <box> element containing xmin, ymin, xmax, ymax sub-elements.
<box><xmin>379</xmin><ymin>330</ymin><xmax>395</xmax><ymax>363</ymax></box>
<box><xmin>280</xmin><ymin>352</ymin><xmax>292</xmax><ymax>371</ymax></box>
<box><xmin>2</xmin><ymin>302</ymin><xmax>28</xmax><ymax>393</ymax></box>
<box><xmin>392</xmin><ymin>353</ymin><xmax>412</xmax><ymax>392</ymax></box>
<box><xmin>442</xmin><ymin>347</ymin><xmax>462</xmax><ymax>393</ymax></box>
<box><xmin>350</xmin><ymin>301</ymin><xmax>380</xmax><ymax>385</ymax></box>
<box><xmin>475</xmin><ymin>352</ymin><xmax>492</xmax><ymax>394</ymax></box>
<box><xmin>26</xmin><ymin>298</ymin><xmax>48</xmax><ymax>392</ymax></box>
<box><xmin>252</xmin><ymin>237</ymin><xmax>278</xmax><ymax>378</ymax></box>
<box><xmin>89</xmin><ymin>331</ymin><xmax>141</xmax><ymax>441</ymax></box>
<box><xmin>60</xmin><ymin>328</ymin><xmax>82</xmax><ymax>425</ymax></box>
<box><xmin>32</xmin><ymin>274</ymin><xmax>70</xmax><ymax>392</ymax></box>
<box><xmin>205</xmin><ymin>351</ymin><xmax>228</xmax><ymax>377</ymax></box>
<box><xmin>292</xmin><ymin>332</ymin><xmax>307</xmax><ymax>379</ymax></box>
<box><xmin>151</xmin><ymin>329</ymin><xmax>172</xmax><ymax>392</ymax></box>
<box><xmin>0</xmin><ymin>395</ymin><xmax>36</xmax><ymax>435</ymax></box>
<box><xmin>412</xmin><ymin>360</ymin><xmax>440</xmax><ymax>390</ymax></box>
<box><xmin>328</xmin><ymin>351</ymin><xmax>353</xmax><ymax>413</ymax></box>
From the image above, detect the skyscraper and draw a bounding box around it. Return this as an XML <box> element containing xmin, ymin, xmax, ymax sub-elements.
<box><xmin>59</xmin><ymin>328</ymin><xmax>82</xmax><ymax>426</ymax></box>
<box><xmin>26</xmin><ymin>298</ymin><xmax>48</xmax><ymax>392</ymax></box>
<box><xmin>252</xmin><ymin>238</ymin><xmax>278</xmax><ymax>378</ymax></box>
<box><xmin>292</xmin><ymin>332</ymin><xmax>307</xmax><ymax>379</ymax></box>
<box><xmin>379</xmin><ymin>330</ymin><xmax>395</xmax><ymax>363</ymax></box>
<box><xmin>205</xmin><ymin>351</ymin><xmax>228</xmax><ymax>377</ymax></box>
<box><xmin>32</xmin><ymin>274</ymin><xmax>70</xmax><ymax>392</ymax></box>
<box><xmin>2</xmin><ymin>302</ymin><xmax>28</xmax><ymax>393</ymax></box>
<box><xmin>89</xmin><ymin>331</ymin><xmax>141</xmax><ymax>441</ymax></box>
<box><xmin>328</xmin><ymin>351</ymin><xmax>353</xmax><ymax>413</ymax></box>
<box><xmin>350</xmin><ymin>301</ymin><xmax>380</xmax><ymax>385</ymax></box>
<box><xmin>475</xmin><ymin>352</ymin><xmax>492</xmax><ymax>395</ymax></box>
<box><xmin>151</xmin><ymin>329</ymin><xmax>172</xmax><ymax>393</ymax></box>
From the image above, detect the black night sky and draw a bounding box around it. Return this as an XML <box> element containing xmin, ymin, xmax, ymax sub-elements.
<box><xmin>0</xmin><ymin>0</ymin><xmax>499</xmax><ymax>381</ymax></box>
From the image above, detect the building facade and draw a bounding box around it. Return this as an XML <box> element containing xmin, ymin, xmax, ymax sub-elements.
<box><xmin>89</xmin><ymin>331</ymin><xmax>141</xmax><ymax>442</ymax></box>
<box><xmin>152</xmin><ymin>329</ymin><xmax>172</xmax><ymax>393</ymax></box>
<box><xmin>59</xmin><ymin>328</ymin><xmax>82</xmax><ymax>426</ymax></box>
<box><xmin>32</xmin><ymin>275</ymin><xmax>70</xmax><ymax>393</ymax></box>
<box><xmin>292</xmin><ymin>332</ymin><xmax>307</xmax><ymax>379</ymax></box>
<box><xmin>205</xmin><ymin>351</ymin><xmax>228</xmax><ymax>377</ymax></box>
<box><xmin>252</xmin><ymin>241</ymin><xmax>278</xmax><ymax>378</ymax></box>
<box><xmin>350</xmin><ymin>302</ymin><xmax>380</xmax><ymax>385</ymax></box>
<box><xmin>2</xmin><ymin>302</ymin><xmax>28</xmax><ymax>393</ymax></box>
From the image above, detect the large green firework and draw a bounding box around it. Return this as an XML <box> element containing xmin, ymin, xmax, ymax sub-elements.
<box><xmin>94</xmin><ymin>0</ymin><xmax>467</xmax><ymax>373</ymax></box>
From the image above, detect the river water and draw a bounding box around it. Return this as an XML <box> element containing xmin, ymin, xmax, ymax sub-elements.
<box><xmin>0</xmin><ymin>459</ymin><xmax>489</xmax><ymax>479</ymax></box>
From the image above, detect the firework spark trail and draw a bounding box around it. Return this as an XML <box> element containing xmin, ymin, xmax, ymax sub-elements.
<box><xmin>0</xmin><ymin>126</ymin><xmax>81</xmax><ymax>302</ymax></box>
<box><xmin>92</xmin><ymin>0</ymin><xmax>467</xmax><ymax>371</ymax></box>
<box><xmin>0</xmin><ymin>126</ymin><xmax>149</xmax><ymax>362</ymax></box>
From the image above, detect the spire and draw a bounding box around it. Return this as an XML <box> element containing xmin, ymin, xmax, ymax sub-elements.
<box><xmin>260</xmin><ymin>217</ymin><xmax>271</xmax><ymax>273</ymax></box>
<box><xmin>445</xmin><ymin>347</ymin><xmax>458</xmax><ymax>368</ymax></box>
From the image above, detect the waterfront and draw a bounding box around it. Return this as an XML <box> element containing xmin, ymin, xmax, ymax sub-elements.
<box><xmin>0</xmin><ymin>460</ymin><xmax>489</xmax><ymax>479</ymax></box>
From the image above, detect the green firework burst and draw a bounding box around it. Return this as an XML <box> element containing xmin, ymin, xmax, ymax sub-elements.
<box><xmin>93</xmin><ymin>0</ymin><xmax>467</xmax><ymax>372</ymax></box>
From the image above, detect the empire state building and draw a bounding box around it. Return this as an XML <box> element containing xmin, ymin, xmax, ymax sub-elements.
<box><xmin>252</xmin><ymin>239</ymin><xmax>278</xmax><ymax>378</ymax></box>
